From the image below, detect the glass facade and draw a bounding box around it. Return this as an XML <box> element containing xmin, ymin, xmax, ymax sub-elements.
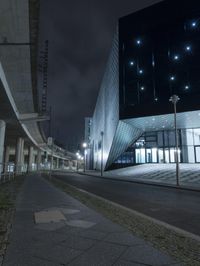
<box><xmin>114</xmin><ymin>128</ymin><xmax>200</xmax><ymax>166</ymax></box>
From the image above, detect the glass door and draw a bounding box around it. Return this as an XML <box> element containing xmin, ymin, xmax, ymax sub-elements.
<box><xmin>146</xmin><ymin>149</ymin><xmax>152</xmax><ymax>163</ymax></box>
<box><xmin>195</xmin><ymin>146</ymin><xmax>200</xmax><ymax>163</ymax></box>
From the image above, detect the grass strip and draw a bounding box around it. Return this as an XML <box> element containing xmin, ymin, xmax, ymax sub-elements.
<box><xmin>0</xmin><ymin>176</ymin><xmax>25</xmax><ymax>261</ymax></box>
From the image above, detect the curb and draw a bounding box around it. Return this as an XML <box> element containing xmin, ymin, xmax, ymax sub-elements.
<box><xmin>66</xmin><ymin>182</ymin><xmax>200</xmax><ymax>243</ymax></box>
<box><xmin>77</xmin><ymin>171</ymin><xmax>200</xmax><ymax>193</ymax></box>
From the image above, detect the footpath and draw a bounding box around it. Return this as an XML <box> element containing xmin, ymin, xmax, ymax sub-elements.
<box><xmin>3</xmin><ymin>174</ymin><xmax>181</xmax><ymax>266</ymax></box>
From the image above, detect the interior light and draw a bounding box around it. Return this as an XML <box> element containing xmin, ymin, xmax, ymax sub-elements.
<box><xmin>154</xmin><ymin>97</ymin><xmax>158</xmax><ymax>102</ymax></box>
<box><xmin>185</xmin><ymin>85</ymin><xmax>190</xmax><ymax>90</ymax></box>
<box><xmin>140</xmin><ymin>86</ymin><xmax>145</xmax><ymax>91</ymax></box>
<box><xmin>130</xmin><ymin>61</ymin><xmax>134</xmax><ymax>66</ymax></box>
<box><xmin>136</xmin><ymin>39</ymin><xmax>141</xmax><ymax>45</ymax></box>
<box><xmin>170</xmin><ymin>76</ymin><xmax>175</xmax><ymax>81</ymax></box>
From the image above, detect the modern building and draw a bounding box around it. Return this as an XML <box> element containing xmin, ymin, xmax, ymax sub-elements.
<box><xmin>86</xmin><ymin>0</ymin><xmax>200</xmax><ymax>171</ymax></box>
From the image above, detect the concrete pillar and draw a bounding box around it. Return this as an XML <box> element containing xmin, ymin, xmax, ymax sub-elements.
<box><xmin>4</xmin><ymin>146</ymin><xmax>10</xmax><ymax>164</ymax></box>
<box><xmin>56</xmin><ymin>157</ymin><xmax>59</xmax><ymax>169</ymax></box>
<box><xmin>51</xmin><ymin>156</ymin><xmax>54</xmax><ymax>170</ymax></box>
<box><xmin>37</xmin><ymin>150</ymin><xmax>42</xmax><ymax>171</ymax></box>
<box><xmin>15</xmin><ymin>137</ymin><xmax>24</xmax><ymax>174</ymax></box>
<box><xmin>28</xmin><ymin>146</ymin><xmax>34</xmax><ymax>172</ymax></box>
<box><xmin>0</xmin><ymin>120</ymin><xmax>6</xmax><ymax>175</ymax></box>
<box><xmin>4</xmin><ymin>146</ymin><xmax>10</xmax><ymax>172</ymax></box>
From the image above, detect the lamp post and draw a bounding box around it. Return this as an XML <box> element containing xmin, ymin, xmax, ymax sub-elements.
<box><xmin>82</xmin><ymin>143</ymin><xmax>87</xmax><ymax>173</ymax></box>
<box><xmin>100</xmin><ymin>131</ymin><xmax>104</xmax><ymax>177</ymax></box>
<box><xmin>47</xmin><ymin>137</ymin><xmax>54</xmax><ymax>179</ymax></box>
<box><xmin>76</xmin><ymin>152</ymin><xmax>79</xmax><ymax>172</ymax></box>
<box><xmin>169</xmin><ymin>95</ymin><xmax>180</xmax><ymax>186</ymax></box>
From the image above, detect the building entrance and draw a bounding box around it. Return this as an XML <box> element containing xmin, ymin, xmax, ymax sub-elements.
<box><xmin>195</xmin><ymin>146</ymin><xmax>200</xmax><ymax>163</ymax></box>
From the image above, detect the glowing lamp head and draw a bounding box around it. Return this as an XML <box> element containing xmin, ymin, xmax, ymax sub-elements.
<box><xmin>82</xmin><ymin>142</ymin><xmax>87</xmax><ymax>148</ymax></box>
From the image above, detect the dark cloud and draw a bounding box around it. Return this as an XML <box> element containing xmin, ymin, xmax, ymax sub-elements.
<box><xmin>39</xmin><ymin>0</ymin><xmax>162</xmax><ymax>150</ymax></box>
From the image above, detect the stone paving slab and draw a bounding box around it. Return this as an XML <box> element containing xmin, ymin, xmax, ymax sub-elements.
<box><xmin>3</xmin><ymin>174</ymin><xmax>180</xmax><ymax>266</ymax></box>
<box><xmin>82</xmin><ymin>163</ymin><xmax>200</xmax><ymax>189</ymax></box>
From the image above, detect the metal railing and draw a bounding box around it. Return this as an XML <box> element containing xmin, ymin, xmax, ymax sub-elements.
<box><xmin>0</xmin><ymin>163</ymin><xmax>17</xmax><ymax>183</ymax></box>
<box><xmin>0</xmin><ymin>160</ymin><xmax>82</xmax><ymax>183</ymax></box>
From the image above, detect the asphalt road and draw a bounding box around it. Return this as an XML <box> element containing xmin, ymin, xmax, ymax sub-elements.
<box><xmin>53</xmin><ymin>172</ymin><xmax>200</xmax><ymax>236</ymax></box>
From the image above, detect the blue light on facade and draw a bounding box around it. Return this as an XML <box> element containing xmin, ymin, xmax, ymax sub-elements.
<box><xmin>139</xmin><ymin>69</ymin><xmax>143</xmax><ymax>74</ymax></box>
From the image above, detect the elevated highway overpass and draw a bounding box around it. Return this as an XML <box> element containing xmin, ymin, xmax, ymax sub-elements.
<box><xmin>0</xmin><ymin>0</ymin><xmax>76</xmax><ymax>177</ymax></box>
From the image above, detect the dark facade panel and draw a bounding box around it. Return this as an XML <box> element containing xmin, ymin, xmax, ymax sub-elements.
<box><xmin>119</xmin><ymin>0</ymin><xmax>200</xmax><ymax>119</ymax></box>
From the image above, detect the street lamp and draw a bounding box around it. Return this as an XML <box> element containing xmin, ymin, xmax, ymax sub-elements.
<box><xmin>169</xmin><ymin>95</ymin><xmax>180</xmax><ymax>186</ymax></box>
<box><xmin>76</xmin><ymin>152</ymin><xmax>80</xmax><ymax>172</ymax></box>
<box><xmin>100</xmin><ymin>131</ymin><xmax>104</xmax><ymax>177</ymax></box>
<box><xmin>82</xmin><ymin>142</ymin><xmax>87</xmax><ymax>172</ymax></box>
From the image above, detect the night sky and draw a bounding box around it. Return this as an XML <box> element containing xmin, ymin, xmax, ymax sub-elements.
<box><xmin>39</xmin><ymin>0</ymin><xmax>162</xmax><ymax>151</ymax></box>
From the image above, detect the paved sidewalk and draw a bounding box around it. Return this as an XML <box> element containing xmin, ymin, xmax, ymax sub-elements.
<box><xmin>3</xmin><ymin>174</ymin><xmax>181</xmax><ymax>266</ymax></box>
<box><xmin>77</xmin><ymin>164</ymin><xmax>200</xmax><ymax>190</ymax></box>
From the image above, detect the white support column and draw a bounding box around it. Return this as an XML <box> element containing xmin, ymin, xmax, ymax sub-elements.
<box><xmin>28</xmin><ymin>146</ymin><xmax>34</xmax><ymax>172</ymax></box>
<box><xmin>51</xmin><ymin>156</ymin><xmax>54</xmax><ymax>170</ymax></box>
<box><xmin>4</xmin><ymin>146</ymin><xmax>10</xmax><ymax>172</ymax></box>
<box><xmin>15</xmin><ymin>137</ymin><xmax>24</xmax><ymax>174</ymax></box>
<box><xmin>4</xmin><ymin>146</ymin><xmax>10</xmax><ymax>164</ymax></box>
<box><xmin>37</xmin><ymin>150</ymin><xmax>42</xmax><ymax>171</ymax></box>
<box><xmin>0</xmin><ymin>120</ymin><xmax>6</xmax><ymax>176</ymax></box>
<box><xmin>56</xmin><ymin>157</ymin><xmax>59</xmax><ymax>169</ymax></box>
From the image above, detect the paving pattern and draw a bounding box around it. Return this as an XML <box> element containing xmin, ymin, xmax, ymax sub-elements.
<box><xmin>3</xmin><ymin>174</ymin><xmax>180</xmax><ymax>266</ymax></box>
<box><xmin>85</xmin><ymin>164</ymin><xmax>200</xmax><ymax>188</ymax></box>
